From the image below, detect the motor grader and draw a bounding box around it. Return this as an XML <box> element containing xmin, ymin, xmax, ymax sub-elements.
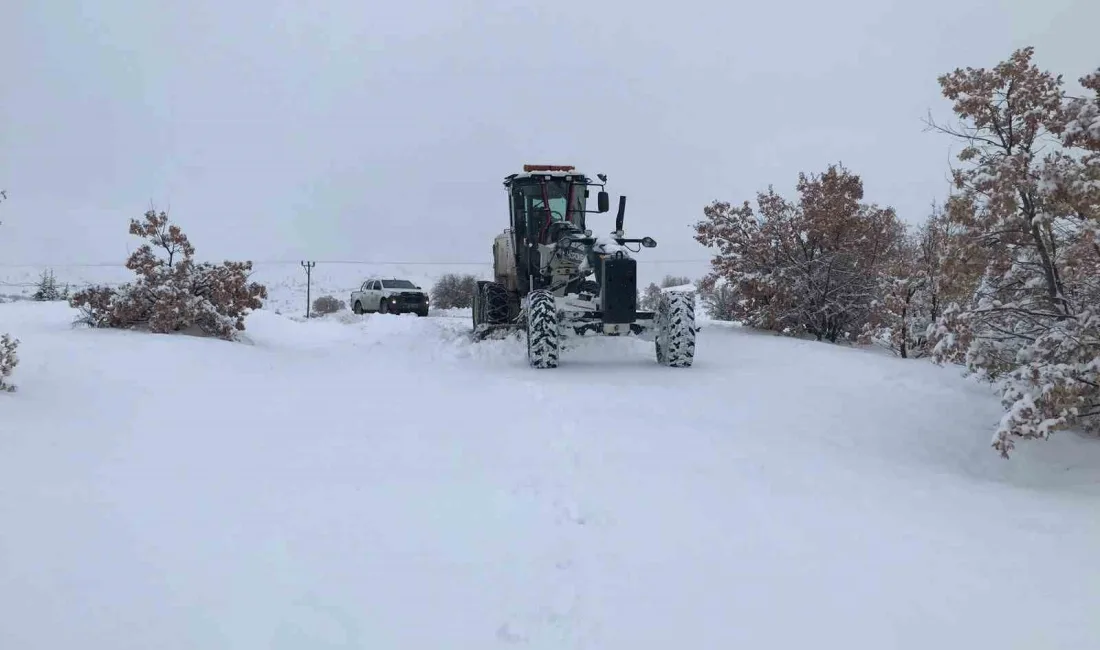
<box><xmin>472</xmin><ymin>164</ymin><xmax>695</xmax><ymax>369</ymax></box>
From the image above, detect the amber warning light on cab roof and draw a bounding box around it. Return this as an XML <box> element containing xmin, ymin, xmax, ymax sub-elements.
<box><xmin>522</xmin><ymin>164</ymin><xmax>575</xmax><ymax>172</ymax></box>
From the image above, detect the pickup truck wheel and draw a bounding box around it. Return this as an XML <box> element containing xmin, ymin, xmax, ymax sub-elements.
<box><xmin>378</xmin><ymin>300</ymin><xmax>389</xmax><ymax>314</ymax></box>
<box><xmin>353</xmin><ymin>301</ymin><xmax>364</xmax><ymax>315</ymax></box>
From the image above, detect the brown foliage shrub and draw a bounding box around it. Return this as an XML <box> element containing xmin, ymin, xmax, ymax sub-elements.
<box><xmin>926</xmin><ymin>47</ymin><xmax>1100</xmax><ymax>457</ymax></box>
<box><xmin>0</xmin><ymin>333</ymin><xmax>18</xmax><ymax>393</ymax></box>
<box><xmin>430</xmin><ymin>273</ymin><xmax>478</xmax><ymax>309</ymax></box>
<box><xmin>312</xmin><ymin>295</ymin><xmax>346</xmax><ymax>315</ymax></box>
<box><xmin>69</xmin><ymin>210</ymin><xmax>268</xmax><ymax>341</ymax></box>
<box><xmin>694</xmin><ymin>163</ymin><xmax>905</xmax><ymax>342</ymax></box>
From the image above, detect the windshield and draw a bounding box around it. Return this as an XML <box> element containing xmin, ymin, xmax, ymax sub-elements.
<box><xmin>382</xmin><ymin>280</ymin><xmax>417</xmax><ymax>289</ymax></box>
<box><xmin>520</xmin><ymin>179</ymin><xmax>587</xmax><ymax>241</ymax></box>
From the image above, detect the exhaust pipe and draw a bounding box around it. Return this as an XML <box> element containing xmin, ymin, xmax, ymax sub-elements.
<box><xmin>615</xmin><ymin>196</ymin><xmax>626</xmax><ymax>233</ymax></box>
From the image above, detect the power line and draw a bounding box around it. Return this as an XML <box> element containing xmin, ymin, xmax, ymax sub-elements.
<box><xmin>0</xmin><ymin>257</ymin><xmax>713</xmax><ymax>268</ymax></box>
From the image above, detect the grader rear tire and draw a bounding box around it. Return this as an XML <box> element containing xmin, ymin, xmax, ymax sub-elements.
<box><xmin>656</xmin><ymin>291</ymin><xmax>696</xmax><ymax>367</ymax></box>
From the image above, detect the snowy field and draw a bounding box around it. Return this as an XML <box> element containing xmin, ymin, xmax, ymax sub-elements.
<box><xmin>2</xmin><ymin>298</ymin><xmax>1099</xmax><ymax>649</ymax></box>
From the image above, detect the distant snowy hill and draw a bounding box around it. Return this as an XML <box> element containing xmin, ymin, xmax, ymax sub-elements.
<box><xmin>0</xmin><ymin>258</ymin><xmax>710</xmax><ymax>315</ymax></box>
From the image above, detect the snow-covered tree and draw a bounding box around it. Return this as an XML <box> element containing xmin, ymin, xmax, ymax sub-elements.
<box><xmin>70</xmin><ymin>209</ymin><xmax>268</xmax><ymax>340</ymax></box>
<box><xmin>861</xmin><ymin>229</ymin><xmax>926</xmax><ymax>357</ymax></box>
<box><xmin>660</xmin><ymin>275</ymin><xmax>691</xmax><ymax>289</ymax></box>
<box><xmin>639</xmin><ymin>276</ymin><xmax>687</xmax><ymax>311</ymax></box>
<box><xmin>696</xmin><ymin>276</ymin><xmax>738</xmax><ymax>321</ymax></box>
<box><xmin>859</xmin><ymin>201</ymin><xmax>978</xmax><ymax>358</ymax></box>
<box><xmin>926</xmin><ymin>48</ymin><xmax>1100</xmax><ymax>457</ymax></box>
<box><xmin>31</xmin><ymin>268</ymin><xmax>67</xmax><ymax>301</ymax></box>
<box><xmin>694</xmin><ymin>163</ymin><xmax>905</xmax><ymax>342</ymax></box>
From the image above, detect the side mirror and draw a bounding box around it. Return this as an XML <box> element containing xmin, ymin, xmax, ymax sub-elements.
<box><xmin>641</xmin><ymin>236</ymin><xmax>657</xmax><ymax>248</ymax></box>
<box><xmin>597</xmin><ymin>190</ymin><xmax>610</xmax><ymax>213</ymax></box>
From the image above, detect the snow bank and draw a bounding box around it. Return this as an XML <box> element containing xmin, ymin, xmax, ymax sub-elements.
<box><xmin>1</xmin><ymin>300</ymin><xmax>1098</xmax><ymax>649</ymax></box>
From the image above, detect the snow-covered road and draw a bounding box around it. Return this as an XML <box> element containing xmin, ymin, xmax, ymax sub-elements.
<box><xmin>2</xmin><ymin>302</ymin><xmax>1098</xmax><ymax>649</ymax></box>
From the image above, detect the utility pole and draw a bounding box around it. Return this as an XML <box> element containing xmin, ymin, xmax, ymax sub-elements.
<box><xmin>301</xmin><ymin>260</ymin><xmax>316</xmax><ymax>318</ymax></box>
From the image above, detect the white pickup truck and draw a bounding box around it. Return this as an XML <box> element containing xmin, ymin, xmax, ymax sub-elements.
<box><xmin>350</xmin><ymin>278</ymin><xmax>430</xmax><ymax>316</ymax></box>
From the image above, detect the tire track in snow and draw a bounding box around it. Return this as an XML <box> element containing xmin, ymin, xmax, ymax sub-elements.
<box><xmin>496</xmin><ymin>390</ymin><xmax>606</xmax><ymax>648</ymax></box>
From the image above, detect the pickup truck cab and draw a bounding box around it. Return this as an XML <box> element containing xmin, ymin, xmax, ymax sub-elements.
<box><xmin>350</xmin><ymin>278</ymin><xmax>430</xmax><ymax>316</ymax></box>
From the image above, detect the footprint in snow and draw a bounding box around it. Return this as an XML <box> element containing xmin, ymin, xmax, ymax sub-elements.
<box><xmin>496</xmin><ymin>622</ymin><xmax>528</xmax><ymax>644</ymax></box>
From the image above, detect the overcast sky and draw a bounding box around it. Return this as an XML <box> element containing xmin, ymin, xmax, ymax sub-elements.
<box><xmin>1</xmin><ymin>0</ymin><xmax>1096</xmax><ymax>268</ymax></box>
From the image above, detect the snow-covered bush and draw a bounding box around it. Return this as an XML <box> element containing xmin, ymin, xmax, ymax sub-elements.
<box><xmin>0</xmin><ymin>188</ymin><xmax>17</xmax><ymax>392</ymax></box>
<box><xmin>639</xmin><ymin>283</ymin><xmax>662</xmax><ymax>311</ymax></box>
<box><xmin>694</xmin><ymin>163</ymin><xmax>905</xmax><ymax>342</ymax></box>
<box><xmin>926</xmin><ymin>48</ymin><xmax>1100</xmax><ymax>457</ymax></box>
<box><xmin>431</xmin><ymin>273</ymin><xmax>478</xmax><ymax>309</ymax></box>
<box><xmin>0</xmin><ymin>332</ymin><xmax>17</xmax><ymax>393</ymax></box>
<box><xmin>69</xmin><ymin>210</ymin><xmax>268</xmax><ymax>341</ymax></box>
<box><xmin>312</xmin><ymin>294</ymin><xmax>346</xmax><ymax>315</ymax></box>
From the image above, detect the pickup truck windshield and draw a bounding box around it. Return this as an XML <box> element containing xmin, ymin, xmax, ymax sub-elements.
<box><xmin>381</xmin><ymin>280</ymin><xmax>417</xmax><ymax>289</ymax></box>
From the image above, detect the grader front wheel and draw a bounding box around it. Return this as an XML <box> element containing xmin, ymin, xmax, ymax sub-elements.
<box><xmin>525</xmin><ymin>290</ymin><xmax>560</xmax><ymax>369</ymax></box>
